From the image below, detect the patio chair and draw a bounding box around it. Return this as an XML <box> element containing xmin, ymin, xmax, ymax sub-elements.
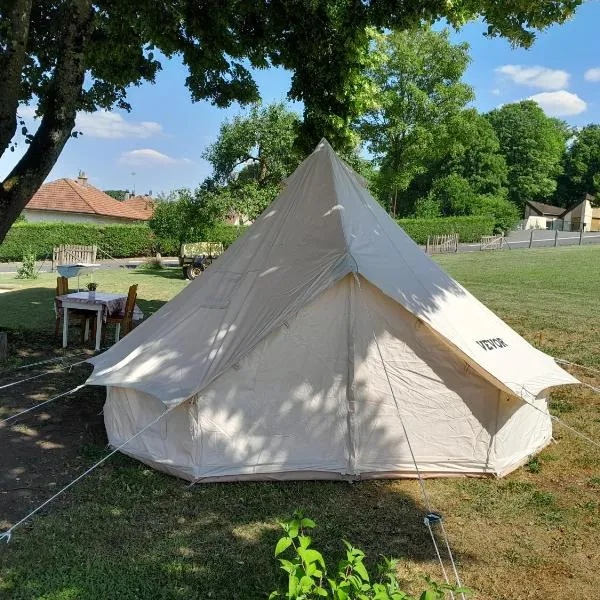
<box><xmin>54</xmin><ymin>277</ymin><xmax>93</xmax><ymax>341</ymax></box>
<box><xmin>102</xmin><ymin>284</ymin><xmax>138</xmax><ymax>345</ymax></box>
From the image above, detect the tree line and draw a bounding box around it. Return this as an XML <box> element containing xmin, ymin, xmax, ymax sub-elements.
<box><xmin>150</xmin><ymin>26</ymin><xmax>599</xmax><ymax>242</ymax></box>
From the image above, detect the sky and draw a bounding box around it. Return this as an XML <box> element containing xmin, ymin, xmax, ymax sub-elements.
<box><xmin>2</xmin><ymin>1</ymin><xmax>599</xmax><ymax>196</ymax></box>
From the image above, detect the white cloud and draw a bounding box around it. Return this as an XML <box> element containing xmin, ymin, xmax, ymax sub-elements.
<box><xmin>496</xmin><ymin>65</ymin><xmax>570</xmax><ymax>90</ymax></box>
<box><xmin>491</xmin><ymin>88</ymin><xmax>501</xmax><ymax>96</ymax></box>
<box><xmin>527</xmin><ymin>90</ymin><xmax>587</xmax><ymax>116</ymax></box>
<box><xmin>75</xmin><ymin>111</ymin><xmax>162</xmax><ymax>139</ymax></box>
<box><xmin>119</xmin><ymin>148</ymin><xmax>191</xmax><ymax>166</ymax></box>
<box><xmin>16</xmin><ymin>105</ymin><xmax>163</xmax><ymax>139</ymax></box>
<box><xmin>584</xmin><ymin>68</ymin><xmax>600</xmax><ymax>82</ymax></box>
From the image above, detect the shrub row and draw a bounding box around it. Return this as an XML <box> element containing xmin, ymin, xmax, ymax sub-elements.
<box><xmin>0</xmin><ymin>222</ymin><xmax>247</xmax><ymax>261</ymax></box>
<box><xmin>396</xmin><ymin>215</ymin><xmax>495</xmax><ymax>244</ymax></box>
<box><xmin>0</xmin><ymin>216</ymin><xmax>492</xmax><ymax>261</ymax></box>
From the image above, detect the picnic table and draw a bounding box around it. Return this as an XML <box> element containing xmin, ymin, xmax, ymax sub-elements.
<box><xmin>56</xmin><ymin>292</ymin><xmax>143</xmax><ymax>351</ymax></box>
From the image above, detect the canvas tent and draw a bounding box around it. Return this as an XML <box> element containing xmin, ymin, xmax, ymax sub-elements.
<box><xmin>86</xmin><ymin>139</ymin><xmax>578</xmax><ymax>481</ymax></box>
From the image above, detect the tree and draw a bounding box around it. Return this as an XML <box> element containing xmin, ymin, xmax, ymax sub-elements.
<box><xmin>148</xmin><ymin>185</ymin><xmax>227</xmax><ymax>248</ymax></box>
<box><xmin>0</xmin><ymin>1</ymin><xmax>582</xmax><ymax>242</ymax></box>
<box><xmin>423</xmin><ymin>173</ymin><xmax>519</xmax><ymax>232</ymax></box>
<box><xmin>104</xmin><ymin>190</ymin><xmax>129</xmax><ymax>201</ymax></box>
<box><xmin>441</xmin><ymin>110</ymin><xmax>508</xmax><ymax>198</ymax></box>
<box><xmin>486</xmin><ymin>101</ymin><xmax>569</xmax><ymax>210</ymax></box>
<box><xmin>202</xmin><ymin>103</ymin><xmax>302</xmax><ymax>219</ymax></box>
<box><xmin>556</xmin><ymin>124</ymin><xmax>600</xmax><ymax>204</ymax></box>
<box><xmin>358</xmin><ymin>27</ymin><xmax>474</xmax><ymax>215</ymax></box>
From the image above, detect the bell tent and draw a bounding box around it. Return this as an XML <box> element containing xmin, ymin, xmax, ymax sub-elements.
<box><xmin>86</xmin><ymin>139</ymin><xmax>578</xmax><ymax>482</ymax></box>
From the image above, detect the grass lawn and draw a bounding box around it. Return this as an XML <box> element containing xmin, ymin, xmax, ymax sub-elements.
<box><xmin>0</xmin><ymin>246</ymin><xmax>599</xmax><ymax>600</ymax></box>
<box><xmin>0</xmin><ymin>266</ymin><xmax>188</xmax><ymax>333</ymax></box>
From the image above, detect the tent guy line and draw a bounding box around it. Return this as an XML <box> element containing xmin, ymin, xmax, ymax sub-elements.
<box><xmin>0</xmin><ymin>404</ymin><xmax>173</xmax><ymax>544</ymax></box>
<box><xmin>352</xmin><ymin>270</ymin><xmax>465</xmax><ymax>599</ymax></box>
<box><xmin>517</xmin><ymin>385</ymin><xmax>600</xmax><ymax>452</ymax></box>
<box><xmin>0</xmin><ymin>383</ymin><xmax>85</xmax><ymax>427</ymax></box>
<box><xmin>0</xmin><ymin>358</ymin><xmax>89</xmax><ymax>391</ymax></box>
<box><xmin>554</xmin><ymin>358</ymin><xmax>600</xmax><ymax>378</ymax></box>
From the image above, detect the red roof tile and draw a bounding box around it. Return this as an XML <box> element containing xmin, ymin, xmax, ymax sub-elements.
<box><xmin>26</xmin><ymin>179</ymin><xmax>151</xmax><ymax>221</ymax></box>
<box><xmin>121</xmin><ymin>196</ymin><xmax>155</xmax><ymax>219</ymax></box>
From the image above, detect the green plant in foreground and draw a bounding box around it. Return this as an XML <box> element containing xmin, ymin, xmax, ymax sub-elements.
<box><xmin>525</xmin><ymin>457</ymin><xmax>541</xmax><ymax>474</ymax></box>
<box><xmin>269</xmin><ymin>511</ymin><xmax>469</xmax><ymax>599</ymax></box>
<box><xmin>15</xmin><ymin>249</ymin><xmax>37</xmax><ymax>279</ymax></box>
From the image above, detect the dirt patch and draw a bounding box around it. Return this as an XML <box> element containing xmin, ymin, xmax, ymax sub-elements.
<box><xmin>0</xmin><ymin>331</ymin><xmax>106</xmax><ymax>527</ymax></box>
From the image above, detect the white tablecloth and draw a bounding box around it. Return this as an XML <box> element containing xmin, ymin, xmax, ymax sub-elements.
<box><xmin>55</xmin><ymin>292</ymin><xmax>143</xmax><ymax>322</ymax></box>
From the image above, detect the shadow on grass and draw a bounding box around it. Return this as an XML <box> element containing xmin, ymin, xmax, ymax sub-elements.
<box><xmin>0</xmin><ymin>447</ymin><xmax>471</xmax><ymax>599</ymax></box>
<box><xmin>0</xmin><ymin>329</ymin><xmax>474</xmax><ymax>599</ymax></box>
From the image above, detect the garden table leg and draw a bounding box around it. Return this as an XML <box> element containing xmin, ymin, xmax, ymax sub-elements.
<box><xmin>95</xmin><ymin>306</ymin><xmax>103</xmax><ymax>351</ymax></box>
<box><xmin>62</xmin><ymin>307</ymin><xmax>69</xmax><ymax>348</ymax></box>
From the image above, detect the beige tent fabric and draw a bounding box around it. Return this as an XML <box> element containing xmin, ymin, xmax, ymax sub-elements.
<box><xmin>87</xmin><ymin>139</ymin><xmax>576</xmax><ymax>405</ymax></box>
<box><xmin>102</xmin><ymin>276</ymin><xmax>554</xmax><ymax>480</ymax></box>
<box><xmin>88</xmin><ymin>139</ymin><xmax>578</xmax><ymax>480</ymax></box>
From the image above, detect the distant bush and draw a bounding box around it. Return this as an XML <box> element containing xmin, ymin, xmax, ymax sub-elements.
<box><xmin>0</xmin><ymin>222</ymin><xmax>245</xmax><ymax>262</ymax></box>
<box><xmin>397</xmin><ymin>215</ymin><xmax>495</xmax><ymax>244</ymax></box>
<box><xmin>15</xmin><ymin>249</ymin><xmax>37</xmax><ymax>279</ymax></box>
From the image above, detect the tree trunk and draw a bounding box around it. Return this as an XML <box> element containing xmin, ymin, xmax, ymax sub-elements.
<box><xmin>0</xmin><ymin>0</ymin><xmax>94</xmax><ymax>244</ymax></box>
<box><xmin>0</xmin><ymin>0</ymin><xmax>33</xmax><ymax>157</ymax></box>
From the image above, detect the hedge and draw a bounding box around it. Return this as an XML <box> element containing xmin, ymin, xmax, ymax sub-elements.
<box><xmin>396</xmin><ymin>215</ymin><xmax>495</xmax><ymax>244</ymax></box>
<box><xmin>0</xmin><ymin>222</ymin><xmax>247</xmax><ymax>262</ymax></box>
<box><xmin>0</xmin><ymin>217</ymin><xmax>491</xmax><ymax>261</ymax></box>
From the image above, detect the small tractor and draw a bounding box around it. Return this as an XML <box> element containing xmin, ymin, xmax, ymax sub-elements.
<box><xmin>179</xmin><ymin>242</ymin><xmax>224</xmax><ymax>280</ymax></box>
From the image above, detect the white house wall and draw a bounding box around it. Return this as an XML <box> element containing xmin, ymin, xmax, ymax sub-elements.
<box><xmin>22</xmin><ymin>209</ymin><xmax>141</xmax><ymax>225</ymax></box>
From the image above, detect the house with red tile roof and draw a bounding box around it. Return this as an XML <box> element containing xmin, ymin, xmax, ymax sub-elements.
<box><xmin>22</xmin><ymin>172</ymin><xmax>151</xmax><ymax>224</ymax></box>
<box><xmin>120</xmin><ymin>195</ymin><xmax>155</xmax><ymax>220</ymax></box>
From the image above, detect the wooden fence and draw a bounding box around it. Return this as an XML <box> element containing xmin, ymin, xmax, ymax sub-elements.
<box><xmin>52</xmin><ymin>245</ymin><xmax>97</xmax><ymax>270</ymax></box>
<box><xmin>426</xmin><ymin>233</ymin><xmax>459</xmax><ymax>254</ymax></box>
<box><xmin>480</xmin><ymin>233</ymin><xmax>506</xmax><ymax>251</ymax></box>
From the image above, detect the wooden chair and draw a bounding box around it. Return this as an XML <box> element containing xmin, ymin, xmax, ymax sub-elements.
<box><xmin>54</xmin><ymin>277</ymin><xmax>92</xmax><ymax>341</ymax></box>
<box><xmin>103</xmin><ymin>284</ymin><xmax>138</xmax><ymax>344</ymax></box>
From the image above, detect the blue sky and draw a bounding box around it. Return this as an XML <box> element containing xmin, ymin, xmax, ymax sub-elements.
<box><xmin>2</xmin><ymin>1</ymin><xmax>599</xmax><ymax>196</ymax></box>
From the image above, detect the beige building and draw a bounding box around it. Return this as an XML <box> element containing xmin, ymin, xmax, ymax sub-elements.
<box><xmin>521</xmin><ymin>195</ymin><xmax>600</xmax><ymax>231</ymax></box>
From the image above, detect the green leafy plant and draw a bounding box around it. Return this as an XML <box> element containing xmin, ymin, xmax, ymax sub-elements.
<box><xmin>15</xmin><ymin>249</ymin><xmax>37</xmax><ymax>279</ymax></box>
<box><xmin>525</xmin><ymin>457</ymin><xmax>541</xmax><ymax>474</ymax></box>
<box><xmin>86</xmin><ymin>282</ymin><xmax>98</xmax><ymax>291</ymax></box>
<box><xmin>269</xmin><ymin>511</ymin><xmax>469</xmax><ymax>599</ymax></box>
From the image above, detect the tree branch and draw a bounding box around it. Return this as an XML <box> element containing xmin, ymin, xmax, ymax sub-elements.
<box><xmin>0</xmin><ymin>0</ymin><xmax>94</xmax><ymax>242</ymax></box>
<box><xmin>0</xmin><ymin>0</ymin><xmax>33</xmax><ymax>158</ymax></box>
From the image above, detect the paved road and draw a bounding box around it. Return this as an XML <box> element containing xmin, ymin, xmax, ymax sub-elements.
<box><xmin>457</xmin><ymin>230</ymin><xmax>600</xmax><ymax>253</ymax></box>
<box><xmin>0</xmin><ymin>257</ymin><xmax>180</xmax><ymax>274</ymax></box>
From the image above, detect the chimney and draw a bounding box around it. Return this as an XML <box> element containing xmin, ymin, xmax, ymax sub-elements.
<box><xmin>77</xmin><ymin>170</ymin><xmax>88</xmax><ymax>185</ymax></box>
<box><xmin>124</xmin><ymin>192</ymin><xmax>130</xmax><ymax>200</ymax></box>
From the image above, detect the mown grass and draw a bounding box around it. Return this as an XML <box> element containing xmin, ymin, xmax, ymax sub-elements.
<box><xmin>1</xmin><ymin>246</ymin><xmax>600</xmax><ymax>599</ymax></box>
<box><xmin>0</xmin><ymin>266</ymin><xmax>187</xmax><ymax>332</ymax></box>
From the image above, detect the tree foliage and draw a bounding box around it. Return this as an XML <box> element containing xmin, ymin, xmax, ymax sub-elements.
<box><xmin>358</xmin><ymin>27</ymin><xmax>474</xmax><ymax>215</ymax></box>
<box><xmin>556</xmin><ymin>124</ymin><xmax>600</xmax><ymax>204</ymax></box>
<box><xmin>0</xmin><ymin>0</ymin><xmax>583</xmax><ymax>242</ymax></box>
<box><xmin>103</xmin><ymin>189</ymin><xmax>129</xmax><ymax>201</ymax></box>
<box><xmin>486</xmin><ymin>101</ymin><xmax>569</xmax><ymax>208</ymax></box>
<box><xmin>201</xmin><ymin>103</ymin><xmax>302</xmax><ymax>219</ymax></box>
<box><xmin>148</xmin><ymin>186</ymin><xmax>228</xmax><ymax>246</ymax></box>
